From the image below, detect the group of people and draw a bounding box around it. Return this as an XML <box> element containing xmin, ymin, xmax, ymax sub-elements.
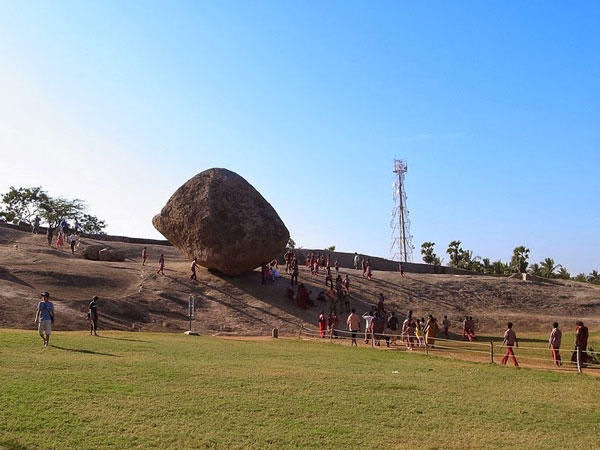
<box><xmin>314</xmin><ymin>301</ymin><xmax>594</xmax><ymax>369</ymax></box>
<box><xmin>501</xmin><ymin>320</ymin><xmax>591</xmax><ymax>368</ymax></box>
<box><xmin>34</xmin><ymin>291</ymin><xmax>100</xmax><ymax>346</ymax></box>
<box><xmin>46</xmin><ymin>218</ymin><xmax>80</xmax><ymax>254</ymax></box>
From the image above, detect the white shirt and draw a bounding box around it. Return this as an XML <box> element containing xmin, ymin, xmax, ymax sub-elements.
<box><xmin>69</xmin><ymin>234</ymin><xmax>77</xmax><ymax>242</ymax></box>
<box><xmin>362</xmin><ymin>313</ymin><xmax>373</xmax><ymax>328</ymax></box>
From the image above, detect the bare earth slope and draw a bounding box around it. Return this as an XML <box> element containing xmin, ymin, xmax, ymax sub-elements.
<box><xmin>1</xmin><ymin>226</ymin><xmax>599</xmax><ymax>335</ymax></box>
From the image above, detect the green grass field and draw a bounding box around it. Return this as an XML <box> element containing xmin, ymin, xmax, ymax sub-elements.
<box><xmin>1</xmin><ymin>330</ymin><xmax>599</xmax><ymax>450</ymax></box>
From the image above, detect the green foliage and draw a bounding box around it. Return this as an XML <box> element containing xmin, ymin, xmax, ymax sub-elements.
<box><xmin>510</xmin><ymin>246</ymin><xmax>530</xmax><ymax>273</ymax></box>
<box><xmin>1</xmin><ymin>186</ymin><xmax>107</xmax><ymax>233</ymax></box>
<box><xmin>0</xmin><ymin>186</ymin><xmax>49</xmax><ymax>226</ymax></box>
<box><xmin>528</xmin><ymin>263</ymin><xmax>543</xmax><ymax>276</ymax></box>
<box><xmin>539</xmin><ymin>258</ymin><xmax>561</xmax><ymax>278</ymax></box>
<box><xmin>445</xmin><ymin>241</ymin><xmax>481</xmax><ymax>271</ymax></box>
<box><xmin>287</xmin><ymin>237</ymin><xmax>296</xmax><ymax>249</ymax></box>
<box><xmin>557</xmin><ymin>267</ymin><xmax>571</xmax><ymax>280</ymax></box>
<box><xmin>327</xmin><ymin>245</ymin><xmax>336</xmax><ymax>251</ymax></box>
<box><xmin>446</xmin><ymin>240</ymin><xmax>463</xmax><ymax>267</ymax></box>
<box><xmin>492</xmin><ymin>260</ymin><xmax>510</xmax><ymax>275</ymax></box>
<box><xmin>421</xmin><ymin>241</ymin><xmax>441</xmax><ymax>265</ymax></box>
<box><xmin>587</xmin><ymin>270</ymin><xmax>600</xmax><ymax>284</ymax></box>
<box><xmin>79</xmin><ymin>213</ymin><xmax>107</xmax><ymax>235</ymax></box>
<box><xmin>39</xmin><ymin>197</ymin><xmax>85</xmax><ymax>228</ymax></box>
<box><xmin>574</xmin><ymin>273</ymin><xmax>587</xmax><ymax>282</ymax></box>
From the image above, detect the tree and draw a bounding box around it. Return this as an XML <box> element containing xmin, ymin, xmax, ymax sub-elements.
<box><xmin>287</xmin><ymin>237</ymin><xmax>296</xmax><ymax>249</ymax></box>
<box><xmin>557</xmin><ymin>267</ymin><xmax>570</xmax><ymax>280</ymax></box>
<box><xmin>459</xmin><ymin>249</ymin><xmax>482</xmax><ymax>272</ymax></box>
<box><xmin>421</xmin><ymin>242</ymin><xmax>441</xmax><ymax>265</ymax></box>
<box><xmin>38</xmin><ymin>197</ymin><xmax>86</xmax><ymax>228</ymax></box>
<box><xmin>528</xmin><ymin>263</ymin><xmax>543</xmax><ymax>276</ymax></box>
<box><xmin>481</xmin><ymin>258</ymin><xmax>494</xmax><ymax>274</ymax></box>
<box><xmin>0</xmin><ymin>186</ymin><xmax>49</xmax><ymax>226</ymax></box>
<box><xmin>510</xmin><ymin>246</ymin><xmax>530</xmax><ymax>273</ymax></box>
<box><xmin>540</xmin><ymin>258</ymin><xmax>561</xmax><ymax>278</ymax></box>
<box><xmin>446</xmin><ymin>240</ymin><xmax>463</xmax><ymax>267</ymax></box>
<box><xmin>78</xmin><ymin>214</ymin><xmax>107</xmax><ymax>234</ymax></box>
<box><xmin>327</xmin><ymin>245</ymin><xmax>336</xmax><ymax>251</ymax></box>
<box><xmin>492</xmin><ymin>260</ymin><xmax>510</xmax><ymax>275</ymax></box>
<box><xmin>588</xmin><ymin>270</ymin><xmax>600</xmax><ymax>284</ymax></box>
<box><xmin>574</xmin><ymin>273</ymin><xmax>588</xmax><ymax>283</ymax></box>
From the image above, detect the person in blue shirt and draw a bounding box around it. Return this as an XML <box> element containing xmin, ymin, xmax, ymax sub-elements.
<box><xmin>35</xmin><ymin>291</ymin><xmax>54</xmax><ymax>347</ymax></box>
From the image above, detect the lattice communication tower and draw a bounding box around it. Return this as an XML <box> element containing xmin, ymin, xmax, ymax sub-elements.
<box><xmin>390</xmin><ymin>159</ymin><xmax>413</xmax><ymax>262</ymax></box>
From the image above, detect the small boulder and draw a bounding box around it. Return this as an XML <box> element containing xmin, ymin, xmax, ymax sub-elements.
<box><xmin>98</xmin><ymin>248</ymin><xmax>125</xmax><ymax>262</ymax></box>
<box><xmin>153</xmin><ymin>168</ymin><xmax>289</xmax><ymax>276</ymax></box>
<box><xmin>82</xmin><ymin>245</ymin><xmax>105</xmax><ymax>261</ymax></box>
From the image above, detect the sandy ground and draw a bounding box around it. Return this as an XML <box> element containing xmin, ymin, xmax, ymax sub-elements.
<box><xmin>1</xmin><ymin>226</ymin><xmax>600</xmax><ymax>337</ymax></box>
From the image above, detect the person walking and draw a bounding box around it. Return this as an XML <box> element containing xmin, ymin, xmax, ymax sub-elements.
<box><xmin>362</xmin><ymin>310</ymin><xmax>374</xmax><ymax>344</ymax></box>
<box><xmin>318</xmin><ymin>311</ymin><xmax>327</xmax><ymax>338</ymax></box>
<box><xmin>190</xmin><ymin>258</ymin><xmax>198</xmax><ymax>280</ymax></box>
<box><xmin>353</xmin><ymin>253</ymin><xmax>359</xmax><ymax>270</ymax></box>
<box><xmin>442</xmin><ymin>315</ymin><xmax>450</xmax><ymax>338</ymax></box>
<box><xmin>571</xmin><ymin>321</ymin><xmax>589</xmax><ymax>365</ymax></box>
<box><xmin>425</xmin><ymin>315</ymin><xmax>439</xmax><ymax>348</ymax></box>
<box><xmin>32</xmin><ymin>216</ymin><xmax>40</xmax><ymax>234</ymax></box>
<box><xmin>157</xmin><ymin>254</ymin><xmax>165</xmax><ymax>275</ymax></box>
<box><xmin>501</xmin><ymin>322</ymin><xmax>519</xmax><ymax>367</ymax></box>
<box><xmin>346</xmin><ymin>309</ymin><xmax>361</xmax><ymax>347</ymax></box>
<box><xmin>387</xmin><ymin>312</ymin><xmax>399</xmax><ymax>345</ymax></box>
<box><xmin>142</xmin><ymin>247</ymin><xmax>147</xmax><ymax>266</ymax></box>
<box><xmin>35</xmin><ymin>292</ymin><xmax>54</xmax><ymax>347</ymax></box>
<box><xmin>46</xmin><ymin>226</ymin><xmax>54</xmax><ymax>246</ymax></box>
<box><xmin>291</xmin><ymin>259</ymin><xmax>299</xmax><ymax>286</ymax></box>
<box><xmin>56</xmin><ymin>232</ymin><xmax>64</xmax><ymax>251</ymax></box>
<box><xmin>88</xmin><ymin>295</ymin><xmax>99</xmax><ymax>336</ymax></box>
<box><xmin>69</xmin><ymin>232</ymin><xmax>78</xmax><ymax>254</ymax></box>
<box><xmin>548</xmin><ymin>322</ymin><xmax>562</xmax><ymax>367</ymax></box>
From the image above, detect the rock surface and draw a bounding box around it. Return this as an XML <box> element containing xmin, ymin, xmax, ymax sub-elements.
<box><xmin>82</xmin><ymin>245</ymin><xmax>105</xmax><ymax>261</ymax></box>
<box><xmin>98</xmin><ymin>248</ymin><xmax>125</xmax><ymax>262</ymax></box>
<box><xmin>152</xmin><ymin>168</ymin><xmax>289</xmax><ymax>276</ymax></box>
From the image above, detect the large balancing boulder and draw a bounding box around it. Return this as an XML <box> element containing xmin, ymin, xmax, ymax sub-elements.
<box><xmin>152</xmin><ymin>168</ymin><xmax>289</xmax><ymax>276</ymax></box>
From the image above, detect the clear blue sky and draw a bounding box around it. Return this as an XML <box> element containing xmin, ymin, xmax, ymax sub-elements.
<box><xmin>1</xmin><ymin>1</ymin><xmax>598</xmax><ymax>274</ymax></box>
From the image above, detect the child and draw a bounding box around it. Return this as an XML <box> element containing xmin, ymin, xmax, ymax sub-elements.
<box><xmin>56</xmin><ymin>232</ymin><xmax>64</xmax><ymax>252</ymax></box>
<box><xmin>501</xmin><ymin>322</ymin><xmax>519</xmax><ymax>366</ymax></box>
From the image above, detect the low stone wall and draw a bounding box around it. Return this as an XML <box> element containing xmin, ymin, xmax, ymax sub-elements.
<box><xmin>0</xmin><ymin>221</ymin><xmax>172</xmax><ymax>247</ymax></box>
<box><xmin>287</xmin><ymin>248</ymin><xmax>481</xmax><ymax>275</ymax></box>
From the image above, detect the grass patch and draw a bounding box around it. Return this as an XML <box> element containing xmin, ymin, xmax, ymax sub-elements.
<box><xmin>0</xmin><ymin>330</ymin><xmax>598</xmax><ymax>449</ymax></box>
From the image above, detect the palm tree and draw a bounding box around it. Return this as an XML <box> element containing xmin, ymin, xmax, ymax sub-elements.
<box><xmin>492</xmin><ymin>260</ymin><xmax>509</xmax><ymax>275</ymax></box>
<box><xmin>528</xmin><ymin>263</ymin><xmax>543</xmax><ymax>276</ymax></box>
<box><xmin>574</xmin><ymin>273</ymin><xmax>588</xmax><ymax>283</ymax></box>
<box><xmin>557</xmin><ymin>267</ymin><xmax>570</xmax><ymax>280</ymax></box>
<box><xmin>421</xmin><ymin>242</ymin><xmax>441</xmax><ymax>265</ymax></box>
<box><xmin>539</xmin><ymin>258</ymin><xmax>561</xmax><ymax>278</ymax></box>
<box><xmin>510</xmin><ymin>246</ymin><xmax>530</xmax><ymax>273</ymax></box>
<box><xmin>588</xmin><ymin>270</ymin><xmax>600</xmax><ymax>284</ymax></box>
<box><xmin>446</xmin><ymin>240</ymin><xmax>462</xmax><ymax>267</ymax></box>
<box><xmin>482</xmin><ymin>258</ymin><xmax>494</xmax><ymax>274</ymax></box>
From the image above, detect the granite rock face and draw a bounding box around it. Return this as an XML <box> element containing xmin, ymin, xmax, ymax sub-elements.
<box><xmin>152</xmin><ymin>168</ymin><xmax>289</xmax><ymax>276</ymax></box>
<box><xmin>98</xmin><ymin>248</ymin><xmax>125</xmax><ymax>262</ymax></box>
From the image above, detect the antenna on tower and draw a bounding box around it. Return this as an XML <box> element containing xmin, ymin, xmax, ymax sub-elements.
<box><xmin>391</xmin><ymin>159</ymin><xmax>413</xmax><ymax>262</ymax></box>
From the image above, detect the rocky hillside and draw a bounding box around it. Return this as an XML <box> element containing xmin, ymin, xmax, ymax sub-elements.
<box><xmin>1</xmin><ymin>226</ymin><xmax>599</xmax><ymax>335</ymax></box>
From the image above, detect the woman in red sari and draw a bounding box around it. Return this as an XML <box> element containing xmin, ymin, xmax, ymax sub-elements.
<box><xmin>318</xmin><ymin>311</ymin><xmax>327</xmax><ymax>338</ymax></box>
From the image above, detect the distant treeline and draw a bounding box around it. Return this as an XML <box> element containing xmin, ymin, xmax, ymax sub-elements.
<box><xmin>0</xmin><ymin>186</ymin><xmax>107</xmax><ymax>234</ymax></box>
<box><xmin>421</xmin><ymin>241</ymin><xmax>599</xmax><ymax>284</ymax></box>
